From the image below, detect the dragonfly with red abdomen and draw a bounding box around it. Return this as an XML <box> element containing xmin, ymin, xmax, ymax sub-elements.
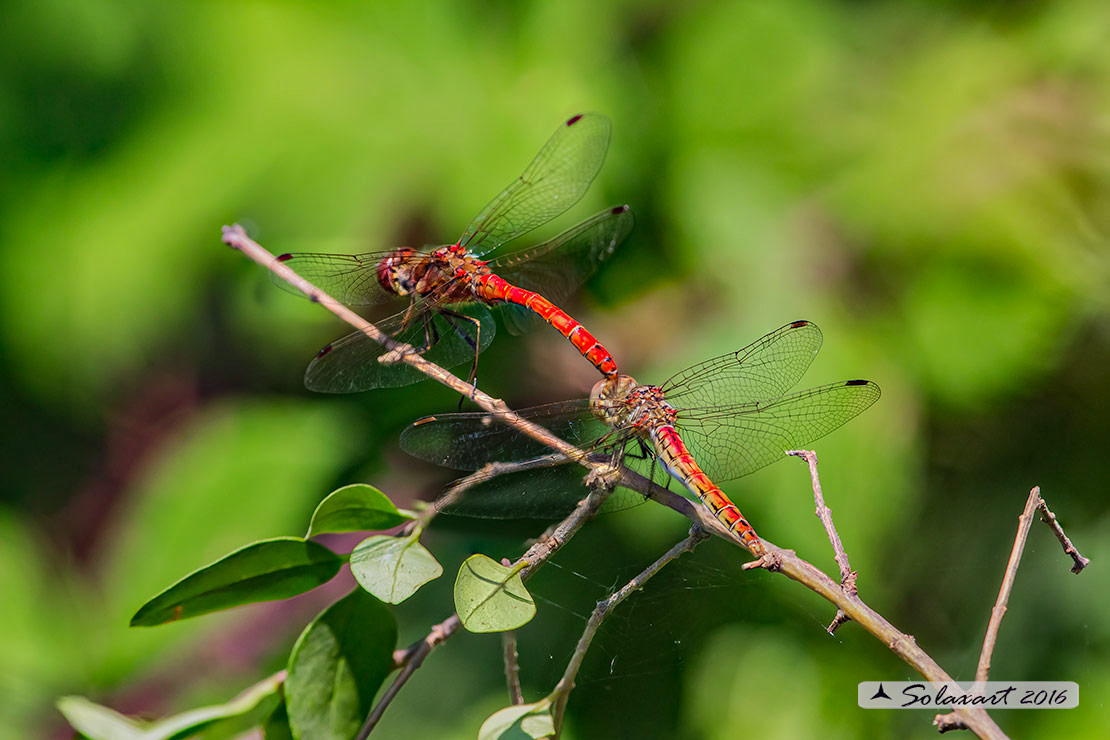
<box><xmin>273</xmin><ymin>113</ymin><xmax>632</xmax><ymax>391</ymax></box>
<box><xmin>400</xmin><ymin>321</ymin><xmax>881</xmax><ymax>555</ymax></box>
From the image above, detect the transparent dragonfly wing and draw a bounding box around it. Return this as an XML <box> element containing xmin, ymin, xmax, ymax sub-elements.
<box><xmin>673</xmin><ymin>379</ymin><xmax>881</xmax><ymax>483</ymax></box>
<box><xmin>662</xmin><ymin>320</ymin><xmax>824</xmax><ymax>408</ymax></box>
<box><xmin>491</xmin><ymin>205</ymin><xmax>634</xmax><ymax>336</ymax></box>
<box><xmin>268</xmin><ymin>250</ymin><xmax>408</xmax><ymax>306</ymax></box>
<box><xmin>401</xmin><ymin>401</ymin><xmax>649</xmax><ymax>519</ymax></box>
<box><xmin>400</xmin><ymin>400</ymin><xmax>600</xmax><ymax>469</ymax></box>
<box><xmin>432</xmin><ymin>458</ymin><xmax>643</xmax><ymax>519</ymax></box>
<box><xmin>304</xmin><ymin>302</ymin><xmax>496</xmax><ymax>392</ymax></box>
<box><xmin>457</xmin><ymin>113</ymin><xmax>611</xmax><ymax>257</ymax></box>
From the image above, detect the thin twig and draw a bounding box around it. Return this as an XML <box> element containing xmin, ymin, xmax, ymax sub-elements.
<box><xmin>502</xmin><ymin>631</ymin><xmax>524</xmax><ymax>705</ymax></box>
<box><xmin>1037</xmin><ymin>497</ymin><xmax>1089</xmax><ymax>574</ymax></box>
<box><xmin>549</xmin><ymin>528</ymin><xmax>708</xmax><ymax>735</ymax></box>
<box><xmin>226</xmin><ymin>225</ymin><xmax>1009</xmax><ymax>740</ymax></box>
<box><xmin>935</xmin><ymin>486</ymin><xmax>1090</xmax><ymax>734</ymax></box>
<box><xmin>434</xmin><ymin>455</ymin><xmax>568</xmax><ymax>517</ymax></box>
<box><xmin>975</xmin><ymin>487</ymin><xmax>1041</xmax><ymax>684</ymax></box>
<box><xmin>356</xmin><ymin>615</ymin><xmax>460</xmax><ymax>739</ymax></box>
<box><xmin>786</xmin><ymin>450</ymin><xmax>856</xmax><ymax>634</ymax></box>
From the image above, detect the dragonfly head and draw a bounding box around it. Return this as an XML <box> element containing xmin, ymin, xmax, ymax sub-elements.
<box><xmin>376</xmin><ymin>247</ymin><xmax>420</xmax><ymax>295</ymax></box>
<box><xmin>589</xmin><ymin>374</ymin><xmax>638</xmax><ymax>426</ymax></box>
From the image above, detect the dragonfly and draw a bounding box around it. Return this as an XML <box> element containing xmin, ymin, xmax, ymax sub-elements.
<box><xmin>273</xmin><ymin>113</ymin><xmax>633</xmax><ymax>391</ymax></box>
<box><xmin>400</xmin><ymin>321</ymin><xmax>881</xmax><ymax>555</ymax></box>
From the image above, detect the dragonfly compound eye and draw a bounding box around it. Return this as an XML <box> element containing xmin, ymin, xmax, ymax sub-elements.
<box><xmin>376</xmin><ymin>247</ymin><xmax>419</xmax><ymax>295</ymax></box>
<box><xmin>589</xmin><ymin>375</ymin><xmax>638</xmax><ymax>424</ymax></box>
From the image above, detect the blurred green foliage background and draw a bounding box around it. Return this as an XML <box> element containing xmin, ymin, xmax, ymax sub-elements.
<box><xmin>2</xmin><ymin>0</ymin><xmax>1108</xmax><ymax>738</ymax></box>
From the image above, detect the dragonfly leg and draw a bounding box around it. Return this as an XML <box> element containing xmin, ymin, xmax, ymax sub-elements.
<box><xmin>440</xmin><ymin>308</ymin><xmax>482</xmax><ymax>404</ymax></box>
<box><xmin>415</xmin><ymin>312</ymin><xmax>439</xmax><ymax>354</ymax></box>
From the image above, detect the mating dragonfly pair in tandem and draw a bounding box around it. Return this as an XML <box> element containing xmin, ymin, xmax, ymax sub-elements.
<box><xmin>274</xmin><ymin>114</ymin><xmax>880</xmax><ymax>553</ymax></box>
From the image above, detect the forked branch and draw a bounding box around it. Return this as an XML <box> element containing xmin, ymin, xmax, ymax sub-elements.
<box><xmin>935</xmin><ymin>487</ymin><xmax>1089</xmax><ymax>734</ymax></box>
<box><xmin>787</xmin><ymin>450</ymin><xmax>856</xmax><ymax>634</ymax></box>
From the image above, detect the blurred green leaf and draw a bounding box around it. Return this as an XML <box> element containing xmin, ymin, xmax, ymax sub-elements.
<box><xmin>454</xmin><ymin>555</ymin><xmax>535</xmax><ymax>633</ymax></box>
<box><xmin>306</xmin><ymin>484</ymin><xmax>412</xmax><ymax>538</ymax></box>
<box><xmin>478</xmin><ymin>699</ymin><xmax>555</xmax><ymax>740</ymax></box>
<box><xmin>58</xmin><ymin>672</ymin><xmax>282</xmax><ymax>739</ymax></box>
<box><xmin>144</xmin><ymin>672</ymin><xmax>283</xmax><ymax>739</ymax></box>
<box><xmin>349</xmin><ymin>532</ymin><xmax>442</xmax><ymax>604</ymax></box>
<box><xmin>56</xmin><ymin>696</ymin><xmax>145</xmax><ymax>740</ymax></box>
<box><xmin>285</xmin><ymin>588</ymin><xmax>397</xmax><ymax>740</ymax></box>
<box><xmin>263</xmin><ymin>700</ymin><xmax>295</xmax><ymax>740</ymax></box>
<box><xmin>130</xmin><ymin>537</ymin><xmax>342</xmax><ymax>627</ymax></box>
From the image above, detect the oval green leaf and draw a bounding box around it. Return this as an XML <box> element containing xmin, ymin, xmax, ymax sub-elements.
<box><xmin>454</xmin><ymin>554</ymin><xmax>536</xmax><ymax>633</ymax></box>
<box><xmin>130</xmin><ymin>537</ymin><xmax>343</xmax><ymax>626</ymax></box>
<box><xmin>55</xmin><ymin>697</ymin><xmax>145</xmax><ymax>740</ymax></box>
<box><xmin>306</xmin><ymin>484</ymin><xmax>412</xmax><ymax>538</ymax></box>
<box><xmin>285</xmin><ymin>589</ymin><xmax>397</xmax><ymax>740</ymax></box>
<box><xmin>478</xmin><ymin>700</ymin><xmax>555</xmax><ymax>740</ymax></box>
<box><xmin>350</xmin><ymin>533</ymin><xmax>443</xmax><ymax>604</ymax></box>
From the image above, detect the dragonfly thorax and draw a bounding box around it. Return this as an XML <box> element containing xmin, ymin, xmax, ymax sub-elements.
<box><xmin>376</xmin><ymin>247</ymin><xmax>490</xmax><ymax>303</ymax></box>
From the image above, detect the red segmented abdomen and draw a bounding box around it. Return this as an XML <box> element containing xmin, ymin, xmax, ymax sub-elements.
<box><xmin>474</xmin><ymin>274</ymin><xmax>618</xmax><ymax>377</ymax></box>
<box><xmin>651</xmin><ymin>424</ymin><xmax>765</xmax><ymax>555</ymax></box>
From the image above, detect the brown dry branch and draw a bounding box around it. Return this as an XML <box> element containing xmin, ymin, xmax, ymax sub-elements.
<box><xmin>975</xmin><ymin>488</ymin><xmax>1042</xmax><ymax>684</ymax></box>
<box><xmin>787</xmin><ymin>449</ymin><xmax>856</xmax><ymax>634</ymax></box>
<box><xmin>224</xmin><ymin>223</ymin><xmax>1012</xmax><ymax>738</ymax></box>
<box><xmin>1037</xmin><ymin>497</ymin><xmax>1089</xmax><ymax>574</ymax></box>
<box><xmin>502</xmin><ymin>631</ymin><xmax>524</xmax><ymax>705</ymax></box>
<box><xmin>358</xmin><ymin>612</ymin><xmax>460</xmax><ymax>738</ymax></box>
<box><xmin>934</xmin><ymin>487</ymin><xmax>1089</xmax><ymax>734</ymax></box>
<box><xmin>549</xmin><ymin>527</ymin><xmax>709</xmax><ymax>735</ymax></box>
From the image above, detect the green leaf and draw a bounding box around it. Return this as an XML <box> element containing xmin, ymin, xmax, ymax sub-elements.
<box><xmin>130</xmin><ymin>537</ymin><xmax>342</xmax><ymax>626</ymax></box>
<box><xmin>454</xmin><ymin>555</ymin><xmax>536</xmax><ymax>633</ymax></box>
<box><xmin>58</xmin><ymin>672</ymin><xmax>284</xmax><ymax>739</ymax></box>
<box><xmin>56</xmin><ymin>697</ymin><xmax>146</xmax><ymax>740</ymax></box>
<box><xmin>478</xmin><ymin>700</ymin><xmax>556</xmax><ymax>740</ymax></box>
<box><xmin>285</xmin><ymin>589</ymin><xmax>397</xmax><ymax>740</ymax></box>
<box><xmin>350</xmin><ymin>533</ymin><xmax>443</xmax><ymax>604</ymax></box>
<box><xmin>263</xmin><ymin>701</ymin><xmax>295</xmax><ymax>740</ymax></box>
<box><xmin>306</xmin><ymin>484</ymin><xmax>413</xmax><ymax>538</ymax></box>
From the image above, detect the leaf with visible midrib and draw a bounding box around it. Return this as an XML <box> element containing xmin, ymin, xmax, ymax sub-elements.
<box><xmin>285</xmin><ymin>589</ymin><xmax>397</xmax><ymax>740</ymax></box>
<box><xmin>350</xmin><ymin>532</ymin><xmax>443</xmax><ymax>604</ymax></box>
<box><xmin>306</xmin><ymin>484</ymin><xmax>412</xmax><ymax>538</ymax></box>
<box><xmin>454</xmin><ymin>554</ymin><xmax>536</xmax><ymax>633</ymax></box>
<box><xmin>130</xmin><ymin>537</ymin><xmax>342</xmax><ymax>626</ymax></box>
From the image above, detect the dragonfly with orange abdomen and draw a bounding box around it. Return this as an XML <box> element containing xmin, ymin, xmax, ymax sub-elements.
<box><xmin>400</xmin><ymin>321</ymin><xmax>881</xmax><ymax>554</ymax></box>
<box><xmin>273</xmin><ymin>113</ymin><xmax>632</xmax><ymax>391</ymax></box>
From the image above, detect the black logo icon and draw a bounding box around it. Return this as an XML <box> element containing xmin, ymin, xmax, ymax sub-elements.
<box><xmin>870</xmin><ymin>683</ymin><xmax>892</xmax><ymax>701</ymax></box>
